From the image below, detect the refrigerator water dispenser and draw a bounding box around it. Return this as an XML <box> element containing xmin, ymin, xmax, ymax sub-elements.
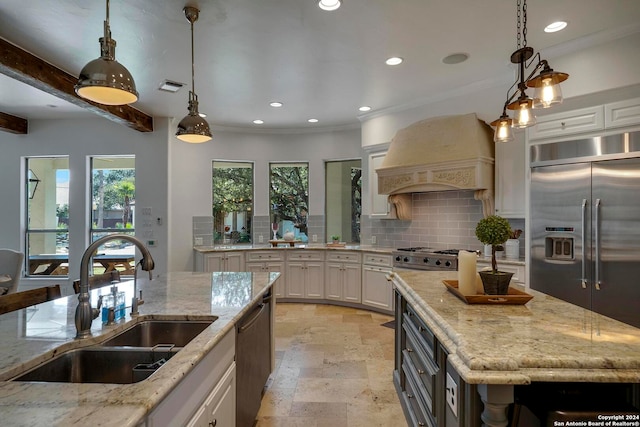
<box><xmin>545</xmin><ymin>237</ymin><xmax>574</xmax><ymax>260</ymax></box>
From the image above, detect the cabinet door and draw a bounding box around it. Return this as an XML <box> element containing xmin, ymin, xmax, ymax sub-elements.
<box><xmin>527</xmin><ymin>105</ymin><xmax>604</xmax><ymax>140</ymax></box>
<box><xmin>369</xmin><ymin>151</ymin><xmax>392</xmax><ymax>218</ymax></box>
<box><xmin>325</xmin><ymin>262</ymin><xmax>343</xmax><ymax>300</ymax></box>
<box><xmin>204</xmin><ymin>253</ymin><xmax>225</xmax><ymax>272</ymax></box>
<box><xmin>605</xmin><ymin>97</ymin><xmax>640</xmax><ymax>129</ymax></box>
<box><xmin>266</xmin><ymin>262</ymin><xmax>285</xmax><ymax>298</ymax></box>
<box><xmin>286</xmin><ymin>262</ymin><xmax>305</xmax><ymax>298</ymax></box>
<box><xmin>342</xmin><ymin>263</ymin><xmax>362</xmax><ymax>303</ymax></box>
<box><xmin>225</xmin><ymin>252</ymin><xmax>244</xmax><ymax>272</ymax></box>
<box><xmin>362</xmin><ymin>266</ymin><xmax>393</xmax><ymax>312</ymax></box>
<box><xmin>305</xmin><ymin>262</ymin><xmax>324</xmax><ymax>299</ymax></box>
<box><xmin>494</xmin><ymin>133</ymin><xmax>525</xmax><ymax>218</ymax></box>
<box><xmin>206</xmin><ymin>363</ymin><xmax>236</xmax><ymax>427</ymax></box>
<box><xmin>245</xmin><ymin>263</ymin><xmax>263</xmax><ymax>273</ymax></box>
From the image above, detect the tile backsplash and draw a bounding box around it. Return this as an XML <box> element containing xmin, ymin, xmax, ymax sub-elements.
<box><xmin>363</xmin><ymin>190</ymin><xmax>525</xmax><ymax>256</ymax></box>
<box><xmin>192</xmin><ymin>216</ymin><xmax>214</xmax><ymax>246</ymax></box>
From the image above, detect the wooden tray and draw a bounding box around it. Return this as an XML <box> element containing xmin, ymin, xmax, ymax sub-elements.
<box><xmin>268</xmin><ymin>240</ymin><xmax>301</xmax><ymax>247</ymax></box>
<box><xmin>326</xmin><ymin>242</ymin><xmax>346</xmax><ymax>248</ymax></box>
<box><xmin>442</xmin><ymin>280</ymin><xmax>533</xmax><ymax>305</ymax></box>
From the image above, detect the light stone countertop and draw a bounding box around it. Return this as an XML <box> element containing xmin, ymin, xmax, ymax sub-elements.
<box><xmin>193</xmin><ymin>244</ymin><xmax>396</xmax><ymax>254</ymax></box>
<box><xmin>391</xmin><ymin>270</ymin><xmax>640</xmax><ymax>385</ymax></box>
<box><xmin>0</xmin><ymin>271</ymin><xmax>279</xmax><ymax>426</ymax></box>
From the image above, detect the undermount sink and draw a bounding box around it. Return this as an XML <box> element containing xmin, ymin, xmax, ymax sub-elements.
<box><xmin>12</xmin><ymin>347</ymin><xmax>179</xmax><ymax>384</ymax></box>
<box><xmin>100</xmin><ymin>319</ymin><xmax>216</xmax><ymax>347</ymax></box>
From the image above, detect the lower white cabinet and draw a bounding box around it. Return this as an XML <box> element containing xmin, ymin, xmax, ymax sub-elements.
<box><xmin>286</xmin><ymin>251</ymin><xmax>324</xmax><ymax>299</ymax></box>
<box><xmin>361</xmin><ymin>253</ymin><xmax>393</xmax><ymax>313</ymax></box>
<box><xmin>325</xmin><ymin>251</ymin><xmax>362</xmax><ymax>303</ymax></box>
<box><xmin>245</xmin><ymin>251</ymin><xmax>285</xmax><ymax>297</ymax></box>
<box><xmin>195</xmin><ymin>251</ymin><xmax>245</xmax><ymax>272</ymax></box>
<box><xmin>476</xmin><ymin>259</ymin><xmax>526</xmax><ymax>285</ymax></box>
<box><xmin>147</xmin><ymin>329</ymin><xmax>235</xmax><ymax>427</ymax></box>
<box><xmin>186</xmin><ymin>362</ymin><xmax>236</xmax><ymax>427</ymax></box>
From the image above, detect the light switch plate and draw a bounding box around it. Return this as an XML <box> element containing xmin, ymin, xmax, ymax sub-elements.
<box><xmin>258</xmin><ymin>235</ymin><xmax>264</xmax><ymax>243</ymax></box>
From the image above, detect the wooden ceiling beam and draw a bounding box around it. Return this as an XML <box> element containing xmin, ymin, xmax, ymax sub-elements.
<box><xmin>0</xmin><ymin>38</ymin><xmax>153</xmax><ymax>133</ymax></box>
<box><xmin>0</xmin><ymin>111</ymin><xmax>28</xmax><ymax>134</ymax></box>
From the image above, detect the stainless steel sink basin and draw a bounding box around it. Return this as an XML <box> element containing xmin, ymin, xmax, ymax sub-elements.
<box><xmin>100</xmin><ymin>319</ymin><xmax>216</xmax><ymax>347</ymax></box>
<box><xmin>12</xmin><ymin>347</ymin><xmax>179</xmax><ymax>384</ymax></box>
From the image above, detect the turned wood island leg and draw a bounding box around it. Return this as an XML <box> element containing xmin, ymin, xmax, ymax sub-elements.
<box><xmin>477</xmin><ymin>384</ymin><xmax>514</xmax><ymax>427</ymax></box>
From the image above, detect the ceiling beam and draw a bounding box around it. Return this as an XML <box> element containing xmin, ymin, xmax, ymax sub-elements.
<box><xmin>0</xmin><ymin>111</ymin><xmax>28</xmax><ymax>134</ymax></box>
<box><xmin>0</xmin><ymin>38</ymin><xmax>153</xmax><ymax>133</ymax></box>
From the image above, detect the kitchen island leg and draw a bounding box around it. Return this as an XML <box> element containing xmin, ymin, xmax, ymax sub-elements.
<box><xmin>477</xmin><ymin>384</ymin><xmax>513</xmax><ymax>427</ymax></box>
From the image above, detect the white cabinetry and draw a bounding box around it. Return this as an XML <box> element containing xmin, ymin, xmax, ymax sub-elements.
<box><xmin>494</xmin><ymin>132</ymin><xmax>526</xmax><ymax>218</ymax></box>
<box><xmin>362</xmin><ymin>253</ymin><xmax>393</xmax><ymax>314</ymax></box>
<box><xmin>369</xmin><ymin>151</ymin><xmax>393</xmax><ymax>218</ymax></box>
<box><xmin>527</xmin><ymin>105</ymin><xmax>604</xmax><ymax>141</ymax></box>
<box><xmin>477</xmin><ymin>259</ymin><xmax>525</xmax><ymax>285</ymax></box>
<box><xmin>186</xmin><ymin>363</ymin><xmax>236</xmax><ymax>427</ymax></box>
<box><xmin>195</xmin><ymin>251</ymin><xmax>245</xmax><ymax>272</ymax></box>
<box><xmin>286</xmin><ymin>251</ymin><xmax>324</xmax><ymax>299</ymax></box>
<box><xmin>325</xmin><ymin>251</ymin><xmax>362</xmax><ymax>303</ymax></box>
<box><xmin>605</xmin><ymin>97</ymin><xmax>640</xmax><ymax>129</ymax></box>
<box><xmin>245</xmin><ymin>251</ymin><xmax>285</xmax><ymax>297</ymax></box>
<box><xmin>147</xmin><ymin>329</ymin><xmax>235</xmax><ymax>427</ymax></box>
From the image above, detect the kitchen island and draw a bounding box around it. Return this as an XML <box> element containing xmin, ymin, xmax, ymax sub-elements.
<box><xmin>390</xmin><ymin>270</ymin><xmax>640</xmax><ymax>426</ymax></box>
<box><xmin>0</xmin><ymin>271</ymin><xmax>279</xmax><ymax>426</ymax></box>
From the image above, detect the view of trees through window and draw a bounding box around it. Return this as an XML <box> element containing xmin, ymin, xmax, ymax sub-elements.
<box><xmin>270</xmin><ymin>163</ymin><xmax>309</xmax><ymax>242</ymax></box>
<box><xmin>212</xmin><ymin>161</ymin><xmax>254</xmax><ymax>244</ymax></box>
<box><xmin>325</xmin><ymin>159</ymin><xmax>361</xmax><ymax>243</ymax></box>
<box><xmin>26</xmin><ymin>157</ymin><xmax>70</xmax><ymax>276</ymax></box>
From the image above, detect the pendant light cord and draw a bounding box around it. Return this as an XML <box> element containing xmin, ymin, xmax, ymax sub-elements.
<box><xmin>190</xmin><ymin>17</ymin><xmax>195</xmax><ymax>95</ymax></box>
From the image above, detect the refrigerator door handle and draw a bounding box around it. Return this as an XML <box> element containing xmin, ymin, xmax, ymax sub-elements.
<box><xmin>594</xmin><ymin>198</ymin><xmax>601</xmax><ymax>291</ymax></box>
<box><xmin>581</xmin><ymin>199</ymin><xmax>588</xmax><ymax>289</ymax></box>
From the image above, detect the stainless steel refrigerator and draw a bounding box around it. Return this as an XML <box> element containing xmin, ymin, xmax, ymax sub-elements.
<box><xmin>530</xmin><ymin>132</ymin><xmax>640</xmax><ymax>328</ymax></box>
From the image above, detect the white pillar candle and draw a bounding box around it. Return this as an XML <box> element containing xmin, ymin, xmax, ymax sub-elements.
<box><xmin>457</xmin><ymin>250</ymin><xmax>478</xmax><ymax>295</ymax></box>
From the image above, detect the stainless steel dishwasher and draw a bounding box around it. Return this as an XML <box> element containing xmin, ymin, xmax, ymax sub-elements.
<box><xmin>236</xmin><ymin>290</ymin><xmax>272</xmax><ymax>427</ymax></box>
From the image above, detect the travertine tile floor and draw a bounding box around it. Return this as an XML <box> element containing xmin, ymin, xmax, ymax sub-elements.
<box><xmin>256</xmin><ymin>303</ymin><xmax>405</xmax><ymax>427</ymax></box>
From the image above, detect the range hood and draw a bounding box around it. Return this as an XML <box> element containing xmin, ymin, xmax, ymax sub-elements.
<box><xmin>376</xmin><ymin>113</ymin><xmax>495</xmax><ymax>219</ymax></box>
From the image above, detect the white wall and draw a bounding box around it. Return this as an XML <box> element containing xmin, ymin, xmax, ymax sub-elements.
<box><xmin>168</xmin><ymin>126</ymin><xmax>362</xmax><ymax>271</ymax></box>
<box><xmin>0</xmin><ymin>117</ymin><xmax>170</xmax><ymax>291</ymax></box>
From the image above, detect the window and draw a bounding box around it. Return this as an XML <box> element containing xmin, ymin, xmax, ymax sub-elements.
<box><xmin>25</xmin><ymin>157</ymin><xmax>70</xmax><ymax>276</ymax></box>
<box><xmin>325</xmin><ymin>159</ymin><xmax>361</xmax><ymax>243</ymax></box>
<box><xmin>90</xmin><ymin>156</ymin><xmax>136</xmax><ymax>275</ymax></box>
<box><xmin>269</xmin><ymin>162</ymin><xmax>309</xmax><ymax>242</ymax></box>
<box><xmin>212</xmin><ymin>161</ymin><xmax>254</xmax><ymax>244</ymax></box>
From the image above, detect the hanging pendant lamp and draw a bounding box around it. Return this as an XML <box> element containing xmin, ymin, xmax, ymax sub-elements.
<box><xmin>490</xmin><ymin>0</ymin><xmax>569</xmax><ymax>141</ymax></box>
<box><xmin>75</xmin><ymin>0</ymin><xmax>138</xmax><ymax>105</ymax></box>
<box><xmin>176</xmin><ymin>6</ymin><xmax>212</xmax><ymax>143</ymax></box>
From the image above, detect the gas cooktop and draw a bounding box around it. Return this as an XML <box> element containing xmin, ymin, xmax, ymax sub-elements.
<box><xmin>392</xmin><ymin>248</ymin><xmax>462</xmax><ymax>271</ymax></box>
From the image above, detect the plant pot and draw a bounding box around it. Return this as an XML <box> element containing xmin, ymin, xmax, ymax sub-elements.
<box><xmin>478</xmin><ymin>271</ymin><xmax>514</xmax><ymax>295</ymax></box>
<box><xmin>505</xmin><ymin>239</ymin><xmax>519</xmax><ymax>259</ymax></box>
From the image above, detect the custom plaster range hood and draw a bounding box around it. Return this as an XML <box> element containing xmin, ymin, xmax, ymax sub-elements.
<box><xmin>376</xmin><ymin>113</ymin><xmax>495</xmax><ymax>219</ymax></box>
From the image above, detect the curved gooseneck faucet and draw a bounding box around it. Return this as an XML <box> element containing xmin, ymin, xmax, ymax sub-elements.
<box><xmin>75</xmin><ymin>234</ymin><xmax>155</xmax><ymax>339</ymax></box>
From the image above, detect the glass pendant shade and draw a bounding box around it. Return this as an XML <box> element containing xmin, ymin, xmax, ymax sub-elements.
<box><xmin>491</xmin><ymin>115</ymin><xmax>514</xmax><ymax>143</ymax></box>
<box><xmin>508</xmin><ymin>97</ymin><xmax>536</xmax><ymax>128</ymax></box>
<box><xmin>528</xmin><ymin>69</ymin><xmax>568</xmax><ymax>109</ymax></box>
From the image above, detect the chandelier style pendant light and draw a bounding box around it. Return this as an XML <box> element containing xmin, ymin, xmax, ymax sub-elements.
<box><xmin>491</xmin><ymin>0</ymin><xmax>569</xmax><ymax>143</ymax></box>
<box><xmin>75</xmin><ymin>0</ymin><xmax>138</xmax><ymax>105</ymax></box>
<box><xmin>176</xmin><ymin>6</ymin><xmax>212</xmax><ymax>143</ymax></box>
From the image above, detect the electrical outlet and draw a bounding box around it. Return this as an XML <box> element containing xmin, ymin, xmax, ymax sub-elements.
<box><xmin>371</xmin><ymin>235</ymin><xmax>377</xmax><ymax>245</ymax></box>
<box><xmin>194</xmin><ymin>237</ymin><xmax>203</xmax><ymax>246</ymax></box>
<box><xmin>446</xmin><ymin>372</ymin><xmax>458</xmax><ymax>417</ymax></box>
<box><xmin>147</xmin><ymin>239</ymin><xmax>156</xmax><ymax>247</ymax></box>
<box><xmin>312</xmin><ymin>234</ymin><xmax>318</xmax><ymax>242</ymax></box>
<box><xmin>258</xmin><ymin>235</ymin><xmax>264</xmax><ymax>243</ymax></box>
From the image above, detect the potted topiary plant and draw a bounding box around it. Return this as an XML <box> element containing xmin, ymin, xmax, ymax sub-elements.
<box><xmin>475</xmin><ymin>215</ymin><xmax>513</xmax><ymax>294</ymax></box>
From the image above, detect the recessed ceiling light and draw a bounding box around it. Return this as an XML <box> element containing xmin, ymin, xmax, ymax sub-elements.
<box><xmin>544</xmin><ymin>21</ymin><xmax>567</xmax><ymax>33</ymax></box>
<box><xmin>318</xmin><ymin>0</ymin><xmax>341</xmax><ymax>11</ymax></box>
<box><xmin>385</xmin><ymin>57</ymin><xmax>403</xmax><ymax>66</ymax></box>
<box><xmin>442</xmin><ymin>53</ymin><xmax>469</xmax><ymax>65</ymax></box>
<box><xmin>158</xmin><ymin>80</ymin><xmax>184</xmax><ymax>93</ymax></box>
<box><xmin>253</xmin><ymin>119</ymin><xmax>264</xmax><ymax>124</ymax></box>
<box><xmin>269</xmin><ymin>101</ymin><xmax>283</xmax><ymax>107</ymax></box>
<box><xmin>308</xmin><ymin>118</ymin><xmax>319</xmax><ymax>123</ymax></box>
<box><xmin>359</xmin><ymin>106</ymin><xmax>372</xmax><ymax>112</ymax></box>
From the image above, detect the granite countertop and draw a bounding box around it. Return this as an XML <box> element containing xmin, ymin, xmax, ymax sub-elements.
<box><xmin>0</xmin><ymin>271</ymin><xmax>279</xmax><ymax>426</ymax></box>
<box><xmin>391</xmin><ymin>270</ymin><xmax>640</xmax><ymax>385</ymax></box>
<box><xmin>193</xmin><ymin>244</ymin><xmax>396</xmax><ymax>254</ymax></box>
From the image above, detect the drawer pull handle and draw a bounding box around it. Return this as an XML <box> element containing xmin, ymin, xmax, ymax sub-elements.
<box><xmin>406</xmin><ymin>347</ymin><xmax>413</xmax><ymax>353</ymax></box>
<box><xmin>418</xmin><ymin>326</ymin><xmax>425</xmax><ymax>332</ymax></box>
<box><xmin>407</xmin><ymin>393</ymin><xmax>414</xmax><ymax>399</ymax></box>
<box><xmin>209</xmin><ymin>420</ymin><xmax>217</xmax><ymax>427</ymax></box>
<box><xmin>418</xmin><ymin>423</ymin><xmax>426</xmax><ymax>426</ymax></box>
<box><xmin>417</xmin><ymin>369</ymin><xmax>425</xmax><ymax>375</ymax></box>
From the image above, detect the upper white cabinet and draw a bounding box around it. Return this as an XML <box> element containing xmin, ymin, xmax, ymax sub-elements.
<box><xmin>527</xmin><ymin>105</ymin><xmax>604</xmax><ymax>141</ymax></box>
<box><xmin>605</xmin><ymin>97</ymin><xmax>640</xmax><ymax>129</ymax></box>
<box><xmin>494</xmin><ymin>132</ymin><xmax>525</xmax><ymax>218</ymax></box>
<box><xmin>368</xmin><ymin>151</ymin><xmax>393</xmax><ymax>218</ymax></box>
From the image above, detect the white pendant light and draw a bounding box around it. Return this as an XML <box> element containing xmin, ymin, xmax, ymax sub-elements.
<box><xmin>176</xmin><ymin>6</ymin><xmax>212</xmax><ymax>143</ymax></box>
<box><xmin>75</xmin><ymin>0</ymin><xmax>138</xmax><ymax>105</ymax></box>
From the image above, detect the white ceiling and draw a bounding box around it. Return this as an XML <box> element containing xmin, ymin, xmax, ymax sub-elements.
<box><xmin>1</xmin><ymin>0</ymin><xmax>640</xmax><ymax>131</ymax></box>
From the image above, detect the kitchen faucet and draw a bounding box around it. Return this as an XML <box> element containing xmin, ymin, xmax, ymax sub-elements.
<box><xmin>75</xmin><ymin>234</ymin><xmax>155</xmax><ymax>339</ymax></box>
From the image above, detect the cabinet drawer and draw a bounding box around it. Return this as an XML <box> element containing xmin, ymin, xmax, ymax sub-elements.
<box><xmin>246</xmin><ymin>251</ymin><xmax>284</xmax><ymax>262</ymax></box>
<box><xmin>402</xmin><ymin>360</ymin><xmax>435</xmax><ymax>427</ymax></box>
<box><xmin>528</xmin><ymin>106</ymin><xmax>604</xmax><ymax>140</ymax></box>
<box><xmin>363</xmin><ymin>253</ymin><xmax>393</xmax><ymax>267</ymax></box>
<box><xmin>404</xmin><ymin>305</ymin><xmax>436</xmax><ymax>359</ymax></box>
<box><xmin>404</xmin><ymin>328</ymin><xmax>438</xmax><ymax>402</ymax></box>
<box><xmin>326</xmin><ymin>251</ymin><xmax>361</xmax><ymax>263</ymax></box>
<box><xmin>287</xmin><ymin>251</ymin><xmax>324</xmax><ymax>262</ymax></box>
